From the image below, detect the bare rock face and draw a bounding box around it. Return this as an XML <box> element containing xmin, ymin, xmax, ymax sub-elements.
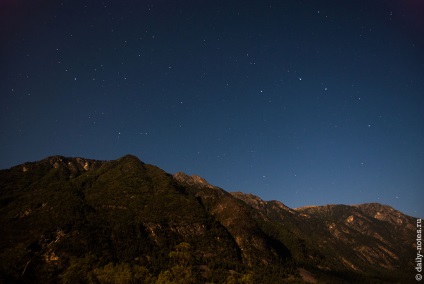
<box><xmin>231</xmin><ymin>192</ymin><xmax>297</xmax><ymax>216</ymax></box>
<box><xmin>17</xmin><ymin>155</ymin><xmax>103</xmax><ymax>176</ymax></box>
<box><xmin>231</xmin><ymin>192</ymin><xmax>267</xmax><ymax>211</ymax></box>
<box><xmin>173</xmin><ymin>172</ymin><xmax>215</xmax><ymax>189</ymax></box>
<box><xmin>228</xmin><ymin>192</ymin><xmax>417</xmax><ymax>275</ymax></box>
<box><xmin>354</xmin><ymin>203</ymin><xmax>416</xmax><ymax>230</ymax></box>
<box><xmin>294</xmin><ymin>203</ymin><xmax>416</xmax><ymax>272</ymax></box>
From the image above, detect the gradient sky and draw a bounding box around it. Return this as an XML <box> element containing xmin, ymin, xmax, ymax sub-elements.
<box><xmin>1</xmin><ymin>0</ymin><xmax>423</xmax><ymax>217</ymax></box>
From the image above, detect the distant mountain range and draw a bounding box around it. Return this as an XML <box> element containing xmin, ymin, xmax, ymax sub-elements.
<box><xmin>0</xmin><ymin>155</ymin><xmax>417</xmax><ymax>283</ymax></box>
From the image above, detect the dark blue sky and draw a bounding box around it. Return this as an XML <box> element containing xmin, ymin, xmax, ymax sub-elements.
<box><xmin>1</xmin><ymin>0</ymin><xmax>423</xmax><ymax>217</ymax></box>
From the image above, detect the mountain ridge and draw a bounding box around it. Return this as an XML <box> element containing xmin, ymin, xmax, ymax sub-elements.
<box><xmin>5</xmin><ymin>155</ymin><xmax>418</xmax><ymax>218</ymax></box>
<box><xmin>0</xmin><ymin>154</ymin><xmax>417</xmax><ymax>283</ymax></box>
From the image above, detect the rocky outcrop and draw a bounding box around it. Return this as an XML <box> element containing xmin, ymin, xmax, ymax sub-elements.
<box><xmin>294</xmin><ymin>203</ymin><xmax>416</xmax><ymax>271</ymax></box>
<box><xmin>16</xmin><ymin>155</ymin><xmax>103</xmax><ymax>176</ymax></box>
<box><xmin>231</xmin><ymin>192</ymin><xmax>416</xmax><ymax>275</ymax></box>
<box><xmin>173</xmin><ymin>172</ymin><xmax>215</xmax><ymax>189</ymax></box>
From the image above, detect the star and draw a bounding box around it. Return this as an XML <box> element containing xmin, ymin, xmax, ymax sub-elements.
<box><xmin>1</xmin><ymin>0</ymin><xmax>422</xmax><ymax>219</ymax></box>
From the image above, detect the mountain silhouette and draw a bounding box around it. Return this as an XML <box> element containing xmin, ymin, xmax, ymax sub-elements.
<box><xmin>0</xmin><ymin>155</ymin><xmax>416</xmax><ymax>283</ymax></box>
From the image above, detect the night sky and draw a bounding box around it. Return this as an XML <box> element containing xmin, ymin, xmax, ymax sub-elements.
<box><xmin>1</xmin><ymin>1</ymin><xmax>423</xmax><ymax>217</ymax></box>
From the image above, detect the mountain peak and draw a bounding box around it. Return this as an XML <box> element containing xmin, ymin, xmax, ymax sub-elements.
<box><xmin>173</xmin><ymin>172</ymin><xmax>214</xmax><ymax>188</ymax></box>
<box><xmin>118</xmin><ymin>154</ymin><xmax>144</xmax><ymax>163</ymax></box>
<box><xmin>231</xmin><ymin>192</ymin><xmax>266</xmax><ymax>208</ymax></box>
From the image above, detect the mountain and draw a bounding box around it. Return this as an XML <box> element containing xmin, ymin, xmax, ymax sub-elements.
<box><xmin>0</xmin><ymin>155</ymin><xmax>417</xmax><ymax>283</ymax></box>
<box><xmin>231</xmin><ymin>193</ymin><xmax>417</xmax><ymax>282</ymax></box>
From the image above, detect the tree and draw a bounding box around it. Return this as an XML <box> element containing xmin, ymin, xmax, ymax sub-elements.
<box><xmin>91</xmin><ymin>263</ymin><xmax>154</xmax><ymax>284</ymax></box>
<box><xmin>169</xmin><ymin>242</ymin><xmax>191</xmax><ymax>267</ymax></box>
<box><xmin>156</xmin><ymin>243</ymin><xmax>196</xmax><ymax>284</ymax></box>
